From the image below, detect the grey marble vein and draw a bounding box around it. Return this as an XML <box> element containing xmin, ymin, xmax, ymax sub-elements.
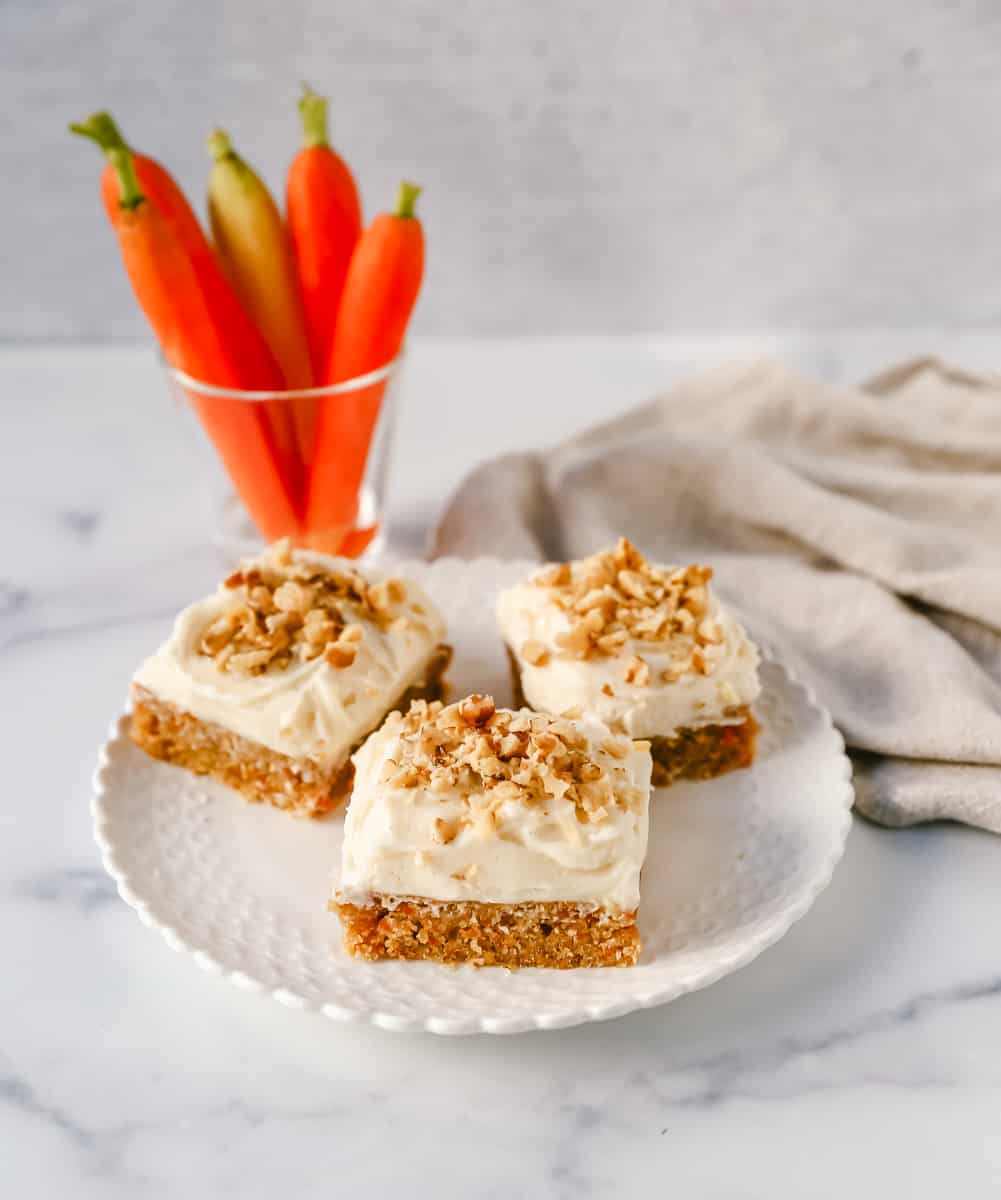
<box><xmin>642</xmin><ymin>975</ymin><xmax>1001</xmax><ymax>1109</ymax></box>
<box><xmin>13</xmin><ymin>868</ymin><xmax>119</xmax><ymax>914</ymax></box>
<box><xmin>58</xmin><ymin>510</ymin><xmax>102</xmax><ymax>541</ymax></box>
<box><xmin>0</xmin><ymin>1056</ymin><xmax>370</xmax><ymax>1189</ymax></box>
<box><xmin>0</xmin><ymin>582</ymin><xmax>30</xmax><ymax>620</ymax></box>
<box><xmin>0</xmin><ymin>1065</ymin><xmax>99</xmax><ymax>1152</ymax></box>
<box><xmin>0</xmin><ymin>604</ymin><xmax>180</xmax><ymax>656</ymax></box>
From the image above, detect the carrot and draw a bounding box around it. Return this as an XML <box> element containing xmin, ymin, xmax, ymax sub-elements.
<box><xmin>287</xmin><ymin>85</ymin><xmax>362</xmax><ymax>389</ymax></box>
<box><xmin>71</xmin><ymin>111</ymin><xmax>303</xmax><ymax>504</ymax></box>
<box><xmin>304</xmin><ymin>182</ymin><xmax>424</xmax><ymax>550</ymax></box>
<box><xmin>101</xmin><ymin>146</ymin><xmax>300</xmax><ymax>541</ymax></box>
<box><xmin>72</xmin><ymin>112</ymin><xmax>213</xmax><ymax>267</ymax></box>
<box><xmin>336</xmin><ymin>524</ymin><xmax>380</xmax><ymax>559</ymax></box>
<box><xmin>207</xmin><ymin>129</ymin><xmax>313</xmax><ymax>410</ymax></box>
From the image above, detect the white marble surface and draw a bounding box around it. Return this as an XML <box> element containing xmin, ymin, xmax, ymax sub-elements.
<box><xmin>4</xmin><ymin>335</ymin><xmax>1001</xmax><ymax>1197</ymax></box>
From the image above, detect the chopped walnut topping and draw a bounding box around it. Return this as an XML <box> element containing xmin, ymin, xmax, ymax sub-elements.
<box><xmin>271</xmin><ymin>537</ymin><xmax>293</xmax><ymax>567</ymax></box>
<box><xmin>521</xmin><ymin>640</ymin><xmax>550</xmax><ymax>667</ymax></box>
<box><xmin>675</xmin><ymin>608</ymin><xmax>696</xmax><ymax>634</ymax></box>
<box><xmin>624</xmin><ymin>656</ymin><xmax>651</xmax><ymax>686</ymax></box>
<box><xmin>273</xmin><ymin>580</ymin><xmax>312</xmax><ymax>614</ymax></box>
<box><xmin>530</xmin><ymin>538</ymin><xmax>718</xmax><ymax>665</ymax></box>
<box><xmin>459</xmin><ymin>694</ymin><xmax>496</xmax><ymax>726</ymax></box>
<box><xmin>369</xmin><ymin>577</ymin><xmax>407</xmax><ymax>612</ymax></box>
<box><xmin>596</xmin><ymin>629</ymin><xmax>628</xmax><ymax>653</ymax></box>
<box><xmin>198</xmin><ymin>544</ymin><xmax>417</xmax><ymax>676</ymax></box>
<box><xmin>435</xmin><ymin>817</ymin><xmax>460</xmax><ymax>844</ymax></box>
<box><xmin>228</xmin><ymin>648</ymin><xmax>272</xmax><ymax>673</ymax></box>
<box><xmin>617</xmin><ymin>569</ymin><xmax>651</xmax><ymax>602</ymax></box>
<box><xmin>697</xmin><ymin>618</ymin><xmax>723</xmax><ymax>645</ymax></box>
<box><xmin>325</xmin><ymin>643</ymin><xmax>357</xmax><ymax>669</ymax></box>
<box><xmin>554</xmin><ymin>623</ymin><xmax>592</xmax><ymax>659</ymax></box>
<box><xmin>536</xmin><ymin>561</ymin><xmax>571</xmax><ymax>587</ymax></box>
<box><xmin>379</xmin><ymin>695</ymin><xmax>642</xmax><ymax>824</ymax></box>
<box><xmin>380</xmin><ymin>757</ymin><xmax>416</xmax><ymax>788</ymax></box>
<box><xmin>692</xmin><ymin>649</ymin><xmax>714</xmax><ymax>676</ymax></box>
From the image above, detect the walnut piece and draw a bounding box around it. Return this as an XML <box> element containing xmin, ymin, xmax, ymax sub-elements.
<box><xmin>624</xmin><ymin>655</ymin><xmax>651</xmax><ymax>686</ymax></box>
<box><xmin>324</xmin><ymin>643</ymin><xmax>357</xmax><ymax>669</ymax></box>
<box><xmin>521</xmin><ymin>640</ymin><xmax>550</xmax><ymax>667</ymax></box>
<box><xmin>459</xmin><ymin>694</ymin><xmax>496</xmax><ymax>726</ymax></box>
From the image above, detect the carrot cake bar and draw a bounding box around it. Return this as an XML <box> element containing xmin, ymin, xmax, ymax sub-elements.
<box><xmin>333</xmin><ymin>694</ymin><xmax>652</xmax><ymax>968</ymax></box>
<box><xmin>129</xmin><ymin>541</ymin><xmax>450</xmax><ymax>817</ymax></box>
<box><xmin>497</xmin><ymin>538</ymin><xmax>761</xmax><ymax>787</ymax></box>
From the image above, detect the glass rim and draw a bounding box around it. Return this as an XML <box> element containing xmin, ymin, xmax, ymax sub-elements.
<box><xmin>162</xmin><ymin>347</ymin><xmax>405</xmax><ymax>401</ymax></box>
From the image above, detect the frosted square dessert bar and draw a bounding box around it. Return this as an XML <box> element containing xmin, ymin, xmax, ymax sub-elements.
<box><xmin>333</xmin><ymin>694</ymin><xmax>651</xmax><ymax>968</ymax></box>
<box><xmin>497</xmin><ymin>539</ymin><xmax>761</xmax><ymax>787</ymax></box>
<box><xmin>129</xmin><ymin>542</ymin><xmax>450</xmax><ymax>817</ymax></box>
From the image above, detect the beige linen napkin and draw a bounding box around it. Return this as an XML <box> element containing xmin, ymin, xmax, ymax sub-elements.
<box><xmin>433</xmin><ymin>357</ymin><xmax>1001</xmax><ymax>833</ymax></box>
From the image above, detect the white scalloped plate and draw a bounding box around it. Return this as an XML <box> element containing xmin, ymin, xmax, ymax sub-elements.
<box><xmin>92</xmin><ymin>557</ymin><xmax>853</xmax><ymax>1035</ymax></box>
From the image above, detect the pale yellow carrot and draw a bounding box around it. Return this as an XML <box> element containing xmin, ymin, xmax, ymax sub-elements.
<box><xmin>206</xmin><ymin>128</ymin><xmax>313</xmax><ymax>405</ymax></box>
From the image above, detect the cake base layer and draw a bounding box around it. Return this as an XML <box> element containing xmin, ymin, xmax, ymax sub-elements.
<box><xmin>129</xmin><ymin>644</ymin><xmax>452</xmax><ymax>817</ymax></box>
<box><xmin>506</xmin><ymin>645</ymin><xmax>757</xmax><ymax>788</ymax></box>
<box><xmin>130</xmin><ymin>692</ymin><xmax>353</xmax><ymax>816</ymax></box>
<box><xmin>649</xmin><ymin>709</ymin><xmax>759</xmax><ymax>787</ymax></box>
<box><xmin>333</xmin><ymin>896</ymin><xmax>641</xmax><ymax>968</ymax></box>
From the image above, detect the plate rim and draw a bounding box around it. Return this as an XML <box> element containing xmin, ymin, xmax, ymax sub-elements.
<box><xmin>91</xmin><ymin>554</ymin><xmax>855</xmax><ymax>1036</ymax></box>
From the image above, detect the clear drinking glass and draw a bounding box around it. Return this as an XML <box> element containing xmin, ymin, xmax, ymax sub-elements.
<box><xmin>164</xmin><ymin>352</ymin><xmax>403</xmax><ymax>560</ymax></box>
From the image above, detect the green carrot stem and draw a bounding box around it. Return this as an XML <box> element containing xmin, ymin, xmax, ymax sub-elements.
<box><xmin>395</xmin><ymin>181</ymin><xmax>421</xmax><ymax>220</ymax></box>
<box><xmin>207</xmin><ymin>128</ymin><xmax>235</xmax><ymax>162</ymax></box>
<box><xmin>68</xmin><ymin>110</ymin><xmax>127</xmax><ymax>154</ymax></box>
<box><xmin>108</xmin><ymin>146</ymin><xmax>145</xmax><ymax>210</ymax></box>
<box><xmin>298</xmin><ymin>85</ymin><xmax>329</xmax><ymax>148</ymax></box>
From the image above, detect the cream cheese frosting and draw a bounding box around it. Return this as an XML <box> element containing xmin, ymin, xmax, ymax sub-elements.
<box><xmin>497</xmin><ymin>542</ymin><xmax>761</xmax><ymax>739</ymax></box>
<box><xmin>338</xmin><ymin>696</ymin><xmax>651</xmax><ymax>911</ymax></box>
<box><xmin>133</xmin><ymin>546</ymin><xmax>447</xmax><ymax>766</ymax></box>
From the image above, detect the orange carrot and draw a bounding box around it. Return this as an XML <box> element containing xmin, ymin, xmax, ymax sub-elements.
<box><xmin>287</xmin><ymin>86</ymin><xmax>362</xmax><ymax>386</ymax></box>
<box><xmin>336</xmin><ymin>524</ymin><xmax>380</xmax><ymax>559</ymax></box>
<box><xmin>71</xmin><ymin>111</ymin><xmax>303</xmax><ymax>504</ymax></box>
<box><xmin>102</xmin><ymin>147</ymin><xmax>300</xmax><ymax>541</ymax></box>
<box><xmin>73</xmin><ymin>112</ymin><xmax>213</xmax><ymax>269</ymax></box>
<box><xmin>207</xmin><ymin>130</ymin><xmax>313</xmax><ymax>398</ymax></box>
<box><xmin>305</xmin><ymin>182</ymin><xmax>424</xmax><ymax>548</ymax></box>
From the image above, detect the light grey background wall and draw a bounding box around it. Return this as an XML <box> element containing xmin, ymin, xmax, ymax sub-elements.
<box><xmin>4</xmin><ymin>1</ymin><xmax>1001</xmax><ymax>340</ymax></box>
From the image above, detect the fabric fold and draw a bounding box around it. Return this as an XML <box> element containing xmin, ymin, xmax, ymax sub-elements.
<box><xmin>434</xmin><ymin>357</ymin><xmax>1001</xmax><ymax>832</ymax></box>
